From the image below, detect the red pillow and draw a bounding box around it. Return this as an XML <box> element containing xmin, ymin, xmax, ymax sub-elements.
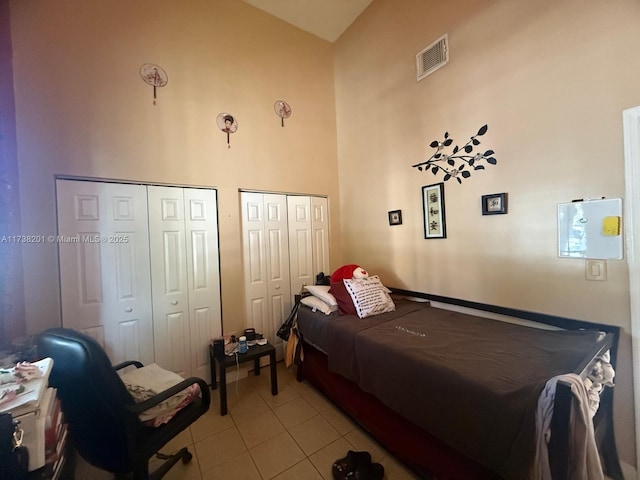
<box><xmin>329</xmin><ymin>281</ymin><xmax>357</xmax><ymax>316</ymax></box>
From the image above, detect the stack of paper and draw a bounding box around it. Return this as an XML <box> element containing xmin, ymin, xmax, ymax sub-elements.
<box><xmin>0</xmin><ymin>358</ymin><xmax>56</xmax><ymax>471</ymax></box>
<box><xmin>0</xmin><ymin>358</ymin><xmax>54</xmax><ymax>417</ymax></box>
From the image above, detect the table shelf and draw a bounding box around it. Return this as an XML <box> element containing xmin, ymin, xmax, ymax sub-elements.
<box><xmin>209</xmin><ymin>342</ymin><xmax>278</xmax><ymax>415</ymax></box>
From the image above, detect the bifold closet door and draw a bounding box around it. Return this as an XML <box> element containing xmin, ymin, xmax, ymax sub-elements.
<box><xmin>241</xmin><ymin>192</ymin><xmax>291</xmax><ymax>358</ymax></box>
<box><xmin>287</xmin><ymin>196</ymin><xmax>330</xmax><ymax>295</ymax></box>
<box><xmin>58</xmin><ymin>181</ymin><xmax>222</xmax><ymax>380</ymax></box>
<box><xmin>148</xmin><ymin>186</ymin><xmax>221</xmax><ymax>380</ymax></box>
<box><xmin>311</xmin><ymin>196</ymin><xmax>330</xmax><ymax>278</ymax></box>
<box><xmin>56</xmin><ymin>179</ymin><xmax>154</xmax><ymax>365</ymax></box>
<box><xmin>287</xmin><ymin>196</ymin><xmax>314</xmax><ymax>295</ymax></box>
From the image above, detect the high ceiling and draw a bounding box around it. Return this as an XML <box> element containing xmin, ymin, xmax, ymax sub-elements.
<box><xmin>241</xmin><ymin>0</ymin><xmax>374</xmax><ymax>43</ymax></box>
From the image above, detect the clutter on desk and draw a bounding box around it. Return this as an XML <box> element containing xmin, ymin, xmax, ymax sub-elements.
<box><xmin>0</xmin><ymin>357</ymin><xmax>69</xmax><ymax>475</ymax></box>
<box><xmin>212</xmin><ymin>331</ymin><xmax>265</xmax><ymax>357</ymax></box>
<box><xmin>0</xmin><ymin>358</ymin><xmax>52</xmax><ymax>416</ymax></box>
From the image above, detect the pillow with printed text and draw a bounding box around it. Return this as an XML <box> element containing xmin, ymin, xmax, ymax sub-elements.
<box><xmin>343</xmin><ymin>275</ymin><xmax>395</xmax><ymax>319</ymax></box>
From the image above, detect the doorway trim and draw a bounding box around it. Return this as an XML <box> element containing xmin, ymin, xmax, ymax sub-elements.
<box><xmin>623</xmin><ymin>105</ymin><xmax>640</xmax><ymax>479</ymax></box>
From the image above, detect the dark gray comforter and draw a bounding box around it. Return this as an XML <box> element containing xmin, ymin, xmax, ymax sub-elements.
<box><xmin>296</xmin><ymin>299</ymin><xmax>607</xmax><ymax>479</ymax></box>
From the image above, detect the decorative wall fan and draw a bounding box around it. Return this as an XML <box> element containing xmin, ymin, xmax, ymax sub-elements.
<box><xmin>274</xmin><ymin>100</ymin><xmax>292</xmax><ymax>127</ymax></box>
<box><xmin>139</xmin><ymin>63</ymin><xmax>168</xmax><ymax>105</ymax></box>
<box><xmin>216</xmin><ymin>113</ymin><xmax>238</xmax><ymax>148</ymax></box>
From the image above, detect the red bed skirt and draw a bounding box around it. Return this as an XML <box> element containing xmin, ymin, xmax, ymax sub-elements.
<box><xmin>297</xmin><ymin>341</ymin><xmax>502</xmax><ymax>480</ymax></box>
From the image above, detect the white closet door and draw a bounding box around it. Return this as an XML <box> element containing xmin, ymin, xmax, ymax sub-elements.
<box><xmin>183</xmin><ymin>188</ymin><xmax>221</xmax><ymax>381</ymax></box>
<box><xmin>311</xmin><ymin>197</ymin><xmax>330</xmax><ymax>277</ymax></box>
<box><xmin>241</xmin><ymin>192</ymin><xmax>291</xmax><ymax>355</ymax></box>
<box><xmin>56</xmin><ymin>179</ymin><xmax>154</xmax><ymax>365</ymax></box>
<box><xmin>264</xmin><ymin>194</ymin><xmax>292</xmax><ymax>356</ymax></box>
<box><xmin>242</xmin><ymin>192</ymin><xmax>269</xmax><ymax>337</ymax></box>
<box><xmin>148</xmin><ymin>186</ymin><xmax>191</xmax><ymax>377</ymax></box>
<box><xmin>287</xmin><ymin>196</ymin><xmax>314</xmax><ymax>295</ymax></box>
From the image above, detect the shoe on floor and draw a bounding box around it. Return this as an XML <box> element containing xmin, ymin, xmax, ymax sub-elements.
<box><xmin>358</xmin><ymin>462</ymin><xmax>384</xmax><ymax>480</ymax></box>
<box><xmin>332</xmin><ymin>450</ymin><xmax>385</xmax><ymax>480</ymax></box>
<box><xmin>332</xmin><ymin>450</ymin><xmax>368</xmax><ymax>479</ymax></box>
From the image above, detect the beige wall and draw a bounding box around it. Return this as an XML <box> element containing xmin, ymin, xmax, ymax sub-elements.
<box><xmin>333</xmin><ymin>0</ymin><xmax>640</xmax><ymax>467</ymax></box>
<box><xmin>9</xmin><ymin>0</ymin><xmax>341</xmax><ymax>336</ymax></box>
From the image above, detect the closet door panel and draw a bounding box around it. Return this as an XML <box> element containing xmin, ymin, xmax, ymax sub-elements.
<box><xmin>267</xmin><ymin>226</ymin><xmax>289</xmax><ymax>349</ymax></box>
<box><xmin>241</xmin><ymin>192</ymin><xmax>291</xmax><ymax>359</ymax></box>
<box><xmin>57</xmin><ymin>184</ymin><xmax>105</xmax><ymax>330</ymax></box>
<box><xmin>82</xmin><ymin>327</ymin><xmax>105</xmax><ymax>346</ymax></box>
<box><xmin>148</xmin><ymin>186</ymin><xmax>190</xmax><ymax>377</ymax></box>
<box><xmin>114</xmin><ymin>239</ymin><xmax>137</xmax><ymax>299</ymax></box>
<box><xmin>287</xmin><ymin>196</ymin><xmax>313</xmax><ymax>295</ymax></box>
<box><xmin>312</xmin><ymin>197</ymin><xmax>330</xmax><ymax>276</ymax></box>
<box><xmin>162</xmin><ymin>231</ymin><xmax>185</xmax><ymax>293</ymax></box>
<box><xmin>247</xmin><ymin>231</ymin><xmax>264</xmax><ymax>283</ymax></box>
<box><xmin>242</xmin><ymin>193</ymin><xmax>269</xmax><ymax>338</ymax></box>
<box><xmin>56</xmin><ymin>180</ymin><xmax>154</xmax><ymax>365</ymax></box>
<box><xmin>268</xmin><ymin>230</ymin><xmax>285</xmax><ymax>281</ymax></box>
<box><xmin>192</xmin><ymin>306</ymin><xmax>214</xmax><ymax>379</ymax></box>
<box><xmin>264</xmin><ymin>194</ymin><xmax>291</xmax><ymax>357</ymax></box>
<box><xmin>184</xmin><ymin>188</ymin><xmax>221</xmax><ymax>381</ymax></box>
<box><xmin>77</xmin><ymin>239</ymin><xmax>102</xmax><ymax>306</ymax></box>
<box><xmin>118</xmin><ymin>319</ymin><xmax>144</xmax><ymax>363</ymax></box>
<box><xmin>249</xmin><ymin>299</ymin><xmax>267</xmax><ymax>329</ymax></box>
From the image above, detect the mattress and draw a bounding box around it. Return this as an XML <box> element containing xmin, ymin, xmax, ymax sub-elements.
<box><xmin>295</xmin><ymin>298</ymin><xmax>608</xmax><ymax>479</ymax></box>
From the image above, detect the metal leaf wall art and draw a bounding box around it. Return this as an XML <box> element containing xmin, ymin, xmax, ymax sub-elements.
<box><xmin>412</xmin><ymin>125</ymin><xmax>497</xmax><ymax>184</ymax></box>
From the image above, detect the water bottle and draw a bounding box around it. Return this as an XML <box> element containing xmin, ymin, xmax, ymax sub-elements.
<box><xmin>238</xmin><ymin>335</ymin><xmax>248</xmax><ymax>354</ymax></box>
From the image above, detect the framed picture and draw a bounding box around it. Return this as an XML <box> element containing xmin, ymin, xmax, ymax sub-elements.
<box><xmin>388</xmin><ymin>210</ymin><xmax>402</xmax><ymax>226</ymax></box>
<box><xmin>422</xmin><ymin>183</ymin><xmax>446</xmax><ymax>239</ymax></box>
<box><xmin>482</xmin><ymin>193</ymin><xmax>508</xmax><ymax>215</ymax></box>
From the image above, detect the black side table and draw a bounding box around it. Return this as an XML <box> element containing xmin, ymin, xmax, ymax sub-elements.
<box><xmin>209</xmin><ymin>342</ymin><xmax>278</xmax><ymax>416</ymax></box>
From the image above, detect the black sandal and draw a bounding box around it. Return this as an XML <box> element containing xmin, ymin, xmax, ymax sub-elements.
<box><xmin>357</xmin><ymin>461</ymin><xmax>385</xmax><ymax>480</ymax></box>
<box><xmin>332</xmin><ymin>450</ymin><xmax>378</xmax><ymax>479</ymax></box>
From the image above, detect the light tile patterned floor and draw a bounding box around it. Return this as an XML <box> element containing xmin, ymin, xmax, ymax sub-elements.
<box><xmin>74</xmin><ymin>361</ymin><xmax>421</xmax><ymax>480</ymax></box>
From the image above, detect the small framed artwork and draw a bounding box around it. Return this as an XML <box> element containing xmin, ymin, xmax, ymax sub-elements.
<box><xmin>388</xmin><ymin>210</ymin><xmax>403</xmax><ymax>226</ymax></box>
<box><xmin>422</xmin><ymin>182</ymin><xmax>446</xmax><ymax>239</ymax></box>
<box><xmin>482</xmin><ymin>193</ymin><xmax>508</xmax><ymax>215</ymax></box>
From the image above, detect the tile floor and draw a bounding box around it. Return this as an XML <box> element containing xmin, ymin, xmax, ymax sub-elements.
<box><xmin>75</xmin><ymin>361</ymin><xmax>421</xmax><ymax>480</ymax></box>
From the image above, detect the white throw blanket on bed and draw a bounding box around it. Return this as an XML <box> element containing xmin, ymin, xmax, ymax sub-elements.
<box><xmin>531</xmin><ymin>373</ymin><xmax>604</xmax><ymax>480</ymax></box>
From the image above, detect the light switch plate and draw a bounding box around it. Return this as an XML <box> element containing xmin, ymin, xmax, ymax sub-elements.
<box><xmin>585</xmin><ymin>259</ymin><xmax>607</xmax><ymax>281</ymax></box>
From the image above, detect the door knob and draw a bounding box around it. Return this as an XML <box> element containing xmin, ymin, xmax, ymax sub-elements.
<box><xmin>171</xmin><ymin>301</ymin><xmax>178</xmax><ymax>305</ymax></box>
<box><xmin>125</xmin><ymin>307</ymin><xmax>133</xmax><ymax>313</ymax></box>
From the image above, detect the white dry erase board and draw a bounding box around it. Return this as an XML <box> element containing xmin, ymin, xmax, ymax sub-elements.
<box><xmin>557</xmin><ymin>198</ymin><xmax>623</xmax><ymax>259</ymax></box>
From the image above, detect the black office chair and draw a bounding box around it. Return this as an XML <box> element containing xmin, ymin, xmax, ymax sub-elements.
<box><xmin>37</xmin><ymin>328</ymin><xmax>210</xmax><ymax>480</ymax></box>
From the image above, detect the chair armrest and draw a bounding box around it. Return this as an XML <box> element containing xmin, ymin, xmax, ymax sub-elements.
<box><xmin>125</xmin><ymin>377</ymin><xmax>210</xmax><ymax>414</ymax></box>
<box><xmin>113</xmin><ymin>360</ymin><xmax>144</xmax><ymax>371</ymax></box>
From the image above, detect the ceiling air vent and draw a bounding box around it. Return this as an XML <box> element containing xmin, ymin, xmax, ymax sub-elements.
<box><xmin>416</xmin><ymin>34</ymin><xmax>448</xmax><ymax>81</ymax></box>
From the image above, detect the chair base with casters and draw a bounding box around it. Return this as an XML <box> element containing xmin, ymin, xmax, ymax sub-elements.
<box><xmin>113</xmin><ymin>448</ymin><xmax>192</xmax><ymax>480</ymax></box>
<box><xmin>37</xmin><ymin>328</ymin><xmax>210</xmax><ymax>480</ymax></box>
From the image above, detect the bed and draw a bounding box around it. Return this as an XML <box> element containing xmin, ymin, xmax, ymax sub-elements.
<box><xmin>293</xmin><ymin>287</ymin><xmax>623</xmax><ymax>480</ymax></box>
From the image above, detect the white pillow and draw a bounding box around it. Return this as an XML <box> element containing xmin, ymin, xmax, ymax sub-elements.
<box><xmin>300</xmin><ymin>295</ymin><xmax>337</xmax><ymax>315</ymax></box>
<box><xmin>304</xmin><ymin>285</ymin><xmax>338</xmax><ymax>307</ymax></box>
<box><xmin>343</xmin><ymin>275</ymin><xmax>395</xmax><ymax>319</ymax></box>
